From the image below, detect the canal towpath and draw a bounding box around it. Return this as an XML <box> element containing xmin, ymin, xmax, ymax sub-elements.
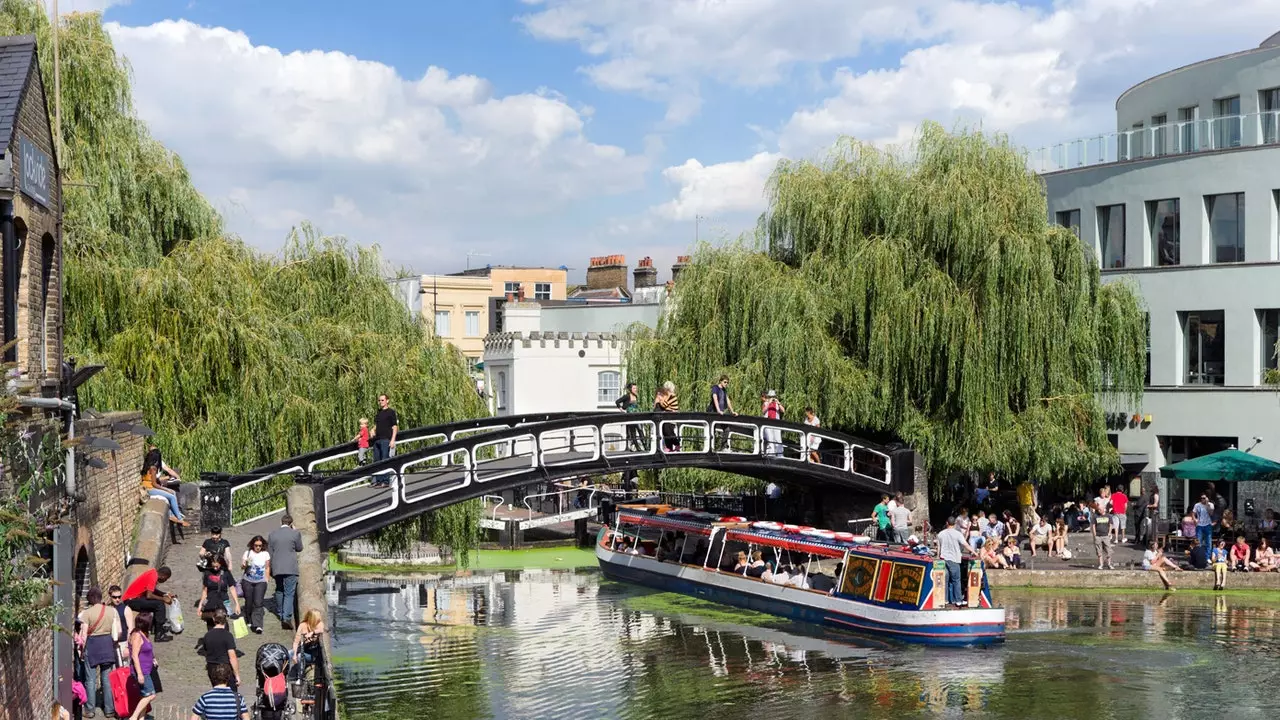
<box><xmin>147</xmin><ymin>515</ymin><xmax>296</xmax><ymax>718</ymax></box>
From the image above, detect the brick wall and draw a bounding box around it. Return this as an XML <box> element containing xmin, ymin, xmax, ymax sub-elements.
<box><xmin>0</xmin><ymin>629</ymin><xmax>52</xmax><ymax>720</ymax></box>
<box><xmin>10</xmin><ymin>46</ymin><xmax>63</xmax><ymax>392</ymax></box>
<box><xmin>72</xmin><ymin>412</ymin><xmax>147</xmax><ymax>598</ymax></box>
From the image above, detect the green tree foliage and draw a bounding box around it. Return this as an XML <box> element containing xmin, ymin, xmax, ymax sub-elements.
<box><xmin>0</xmin><ymin>385</ymin><xmax>63</xmax><ymax>645</ymax></box>
<box><xmin>0</xmin><ymin>1</ymin><xmax>486</xmax><ymax>556</ymax></box>
<box><xmin>627</xmin><ymin>126</ymin><xmax>1146</xmax><ymax>493</ymax></box>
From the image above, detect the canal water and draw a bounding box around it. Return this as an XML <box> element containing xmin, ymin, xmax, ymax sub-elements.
<box><xmin>331</xmin><ymin>568</ymin><xmax>1280</xmax><ymax>719</ymax></box>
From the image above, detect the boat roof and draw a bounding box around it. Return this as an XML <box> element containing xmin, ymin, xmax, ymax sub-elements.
<box><xmin>616</xmin><ymin>507</ymin><xmax>932</xmax><ymax>562</ymax></box>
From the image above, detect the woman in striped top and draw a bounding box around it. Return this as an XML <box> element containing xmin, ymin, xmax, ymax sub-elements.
<box><xmin>655</xmin><ymin>381</ymin><xmax>679</xmax><ymax>451</ymax></box>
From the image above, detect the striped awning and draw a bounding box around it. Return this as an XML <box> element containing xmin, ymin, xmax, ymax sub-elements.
<box><xmin>619</xmin><ymin>512</ymin><xmax>713</xmax><ymax>535</ymax></box>
<box><xmin>724</xmin><ymin>529</ymin><xmax>848</xmax><ymax>558</ymax></box>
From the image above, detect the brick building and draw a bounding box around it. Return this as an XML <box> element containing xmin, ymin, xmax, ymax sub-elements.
<box><xmin>0</xmin><ymin>34</ymin><xmax>68</xmax><ymax>720</ymax></box>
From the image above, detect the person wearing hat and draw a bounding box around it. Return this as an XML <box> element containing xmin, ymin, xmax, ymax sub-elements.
<box><xmin>761</xmin><ymin>390</ymin><xmax>785</xmax><ymax>457</ymax></box>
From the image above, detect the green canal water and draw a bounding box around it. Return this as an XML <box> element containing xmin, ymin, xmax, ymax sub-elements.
<box><xmin>331</xmin><ymin>567</ymin><xmax>1280</xmax><ymax>719</ymax></box>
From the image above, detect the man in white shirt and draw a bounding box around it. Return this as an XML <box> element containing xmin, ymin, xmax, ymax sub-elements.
<box><xmin>1029</xmin><ymin>518</ymin><xmax>1051</xmax><ymax>557</ymax></box>
<box><xmin>936</xmin><ymin>517</ymin><xmax>975</xmax><ymax>608</ymax></box>
<box><xmin>769</xmin><ymin>567</ymin><xmax>790</xmax><ymax>585</ymax></box>
<box><xmin>786</xmin><ymin>569</ymin><xmax>810</xmax><ymax>589</ymax></box>
<box><xmin>890</xmin><ymin>502</ymin><xmax>912</xmax><ymax>544</ymax></box>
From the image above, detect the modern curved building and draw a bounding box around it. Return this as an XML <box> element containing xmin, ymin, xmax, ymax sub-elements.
<box><xmin>1035</xmin><ymin>32</ymin><xmax>1280</xmax><ymax>520</ymax></box>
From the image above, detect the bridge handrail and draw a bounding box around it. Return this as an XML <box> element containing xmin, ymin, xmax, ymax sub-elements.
<box><xmin>311</xmin><ymin>412</ymin><xmax>903</xmax><ymax>491</ymax></box>
<box><xmin>218</xmin><ymin>411</ymin><xmax>592</xmax><ymax>487</ymax></box>
<box><xmin>521</xmin><ymin>483</ymin><xmax>615</xmax><ymax>519</ymax></box>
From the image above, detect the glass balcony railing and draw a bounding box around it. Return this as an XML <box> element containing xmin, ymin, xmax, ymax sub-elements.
<box><xmin>1027</xmin><ymin>110</ymin><xmax>1280</xmax><ymax>173</ymax></box>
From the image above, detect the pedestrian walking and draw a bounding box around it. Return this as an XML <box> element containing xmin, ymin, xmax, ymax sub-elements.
<box><xmin>268</xmin><ymin>514</ymin><xmax>304</xmax><ymax>630</ymax></box>
<box><xmin>802</xmin><ymin>407</ymin><xmax>821</xmax><ymax>464</ymax></box>
<box><xmin>370</xmin><ymin>394</ymin><xmax>399</xmax><ymax>487</ymax></box>
<box><xmin>707</xmin><ymin>375</ymin><xmax>735</xmax><ymax>450</ymax></box>
<box><xmin>655</xmin><ymin>381</ymin><xmax>680</xmax><ymax>452</ymax></box>
<box><xmin>1091</xmin><ymin>495</ymin><xmax>1114</xmax><ymax>569</ymax></box>
<box><xmin>196</xmin><ymin>555</ymin><xmax>241</xmax><ymax>633</ymax></box>
<box><xmin>126</xmin><ymin>612</ymin><xmax>160</xmax><ymax>720</ymax></box>
<box><xmin>191</xmin><ymin>662</ymin><xmax>249</xmax><ymax>720</ymax></box>
<box><xmin>1110</xmin><ymin>486</ymin><xmax>1129</xmax><ymax>543</ymax></box>
<box><xmin>75</xmin><ymin>587</ymin><xmax>122</xmax><ymax>719</ymax></box>
<box><xmin>353</xmin><ymin>418</ymin><xmax>371</xmax><ymax>464</ymax></box>
<box><xmin>1193</xmin><ymin>494</ymin><xmax>1214</xmax><ymax>550</ymax></box>
<box><xmin>240</xmin><ymin>536</ymin><xmax>270</xmax><ymax>634</ymax></box>
<box><xmin>761</xmin><ymin>390</ymin><xmax>784</xmax><ymax>457</ymax></box>
<box><xmin>615</xmin><ymin>382</ymin><xmax>642</xmax><ymax>450</ymax></box>
<box><xmin>198</xmin><ymin>608</ymin><xmax>242</xmax><ymax>693</ymax></box>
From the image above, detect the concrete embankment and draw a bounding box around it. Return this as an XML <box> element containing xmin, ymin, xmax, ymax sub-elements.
<box><xmin>987</xmin><ymin>568</ymin><xmax>1280</xmax><ymax>591</ymax></box>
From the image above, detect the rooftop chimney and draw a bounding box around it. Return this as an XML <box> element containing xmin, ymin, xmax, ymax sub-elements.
<box><xmin>671</xmin><ymin>255</ymin><xmax>690</xmax><ymax>282</ymax></box>
<box><xmin>586</xmin><ymin>254</ymin><xmax>628</xmax><ymax>291</ymax></box>
<box><xmin>633</xmin><ymin>256</ymin><xmax>657</xmax><ymax>288</ymax></box>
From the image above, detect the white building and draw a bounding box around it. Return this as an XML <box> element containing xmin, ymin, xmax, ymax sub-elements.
<box><xmin>482</xmin><ymin>257</ymin><xmax>671</xmax><ymax>416</ymax></box>
<box><xmin>1035</xmin><ymin>31</ymin><xmax>1280</xmax><ymax>518</ymax></box>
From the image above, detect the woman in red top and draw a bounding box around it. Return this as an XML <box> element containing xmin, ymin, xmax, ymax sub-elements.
<box><xmin>1231</xmin><ymin>536</ymin><xmax>1252</xmax><ymax>571</ymax></box>
<box><xmin>760</xmin><ymin>390</ymin><xmax>784</xmax><ymax>457</ymax></box>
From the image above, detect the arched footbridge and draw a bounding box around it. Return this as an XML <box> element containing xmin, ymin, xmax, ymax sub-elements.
<box><xmin>204</xmin><ymin>412</ymin><xmax>917</xmax><ymax>550</ymax></box>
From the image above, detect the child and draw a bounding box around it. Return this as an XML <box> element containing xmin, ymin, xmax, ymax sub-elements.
<box><xmin>1211</xmin><ymin>538</ymin><xmax>1229</xmax><ymax>590</ymax></box>
<box><xmin>1001</xmin><ymin>536</ymin><xmax>1021</xmax><ymax>568</ymax></box>
<box><xmin>1230</xmin><ymin>535</ymin><xmax>1251</xmax><ymax>572</ymax></box>
<box><xmin>354</xmin><ymin>418</ymin><xmax>370</xmax><ymax>464</ymax></box>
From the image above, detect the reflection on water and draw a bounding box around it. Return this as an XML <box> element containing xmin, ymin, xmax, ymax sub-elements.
<box><xmin>331</xmin><ymin>570</ymin><xmax>1280</xmax><ymax>719</ymax></box>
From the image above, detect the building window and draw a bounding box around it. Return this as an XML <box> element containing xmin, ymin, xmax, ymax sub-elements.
<box><xmin>597</xmin><ymin>370</ymin><xmax>621</xmax><ymax>405</ymax></box>
<box><xmin>465</xmin><ymin>310</ymin><xmax>480</xmax><ymax>337</ymax></box>
<box><xmin>1151</xmin><ymin>114</ymin><xmax>1167</xmax><ymax>156</ymax></box>
<box><xmin>496</xmin><ymin>371</ymin><xmax>508</xmax><ymax>409</ymax></box>
<box><xmin>1147</xmin><ymin>199</ymin><xmax>1179</xmax><ymax>266</ymax></box>
<box><xmin>1206</xmin><ymin>193</ymin><xmax>1245</xmax><ymax>263</ymax></box>
<box><xmin>39</xmin><ymin>234</ymin><xmax>54</xmax><ymax>374</ymax></box>
<box><xmin>1261</xmin><ymin>88</ymin><xmax>1280</xmax><ymax>144</ymax></box>
<box><xmin>1260</xmin><ymin>309</ymin><xmax>1280</xmax><ymax>381</ymax></box>
<box><xmin>1097</xmin><ymin>204</ymin><xmax>1125</xmax><ymax>268</ymax></box>
<box><xmin>504</xmin><ymin>281</ymin><xmax>520</xmax><ymax>296</ymax></box>
<box><xmin>1178</xmin><ymin>106</ymin><xmax>1199</xmax><ymax>152</ymax></box>
<box><xmin>534</xmin><ymin>282</ymin><xmax>552</xmax><ymax>301</ymax></box>
<box><xmin>434</xmin><ymin>310</ymin><xmax>450</xmax><ymax>337</ymax></box>
<box><xmin>1055</xmin><ymin>209</ymin><xmax>1080</xmax><ymax>237</ymax></box>
<box><xmin>1181</xmin><ymin>310</ymin><xmax>1225</xmax><ymax>386</ymax></box>
<box><xmin>1212</xmin><ymin>96</ymin><xmax>1241</xmax><ymax>149</ymax></box>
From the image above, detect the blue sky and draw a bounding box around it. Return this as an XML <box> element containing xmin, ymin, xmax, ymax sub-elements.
<box><xmin>84</xmin><ymin>0</ymin><xmax>1277</xmax><ymax>279</ymax></box>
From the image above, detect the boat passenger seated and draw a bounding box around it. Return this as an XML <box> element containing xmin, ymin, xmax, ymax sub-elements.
<box><xmin>786</xmin><ymin>566</ymin><xmax>810</xmax><ymax>589</ymax></box>
<box><xmin>808</xmin><ymin>573</ymin><xmax>834</xmax><ymax>592</ymax></box>
<box><xmin>682</xmin><ymin>539</ymin><xmax>708</xmax><ymax>565</ymax></box>
<box><xmin>656</xmin><ymin>538</ymin><xmax>679</xmax><ymax>562</ymax></box>
<box><xmin>745</xmin><ymin>551</ymin><xmax>767</xmax><ymax>578</ymax></box>
<box><xmin>732</xmin><ymin>551</ymin><xmax>749</xmax><ymax>574</ymax></box>
<box><xmin>769</xmin><ymin>566</ymin><xmax>790</xmax><ymax>585</ymax></box>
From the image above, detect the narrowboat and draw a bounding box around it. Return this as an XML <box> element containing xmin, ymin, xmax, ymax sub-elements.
<box><xmin>597</xmin><ymin>505</ymin><xmax>1005</xmax><ymax>647</ymax></box>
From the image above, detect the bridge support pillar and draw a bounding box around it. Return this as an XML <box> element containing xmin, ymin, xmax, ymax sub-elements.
<box><xmin>286</xmin><ymin>484</ymin><xmax>339</xmax><ymax>717</ymax></box>
<box><xmin>499</xmin><ymin>523</ymin><xmax>524</xmax><ymax>549</ymax></box>
<box><xmin>574</xmin><ymin>518</ymin><xmax>589</xmax><ymax>547</ymax></box>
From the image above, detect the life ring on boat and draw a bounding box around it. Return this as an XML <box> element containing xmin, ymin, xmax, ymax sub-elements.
<box><xmin>801</xmin><ymin>529</ymin><xmax>836</xmax><ymax>540</ymax></box>
<box><xmin>752</xmin><ymin>521</ymin><xmax>783</xmax><ymax>531</ymax></box>
<box><xmin>833</xmin><ymin>532</ymin><xmax>856</xmax><ymax>542</ymax></box>
<box><xmin>849</xmin><ymin>535</ymin><xmax>872</xmax><ymax>544</ymax></box>
<box><xmin>719</xmin><ymin>516</ymin><xmax>747</xmax><ymax>523</ymax></box>
<box><xmin>781</xmin><ymin>524</ymin><xmax>801</xmax><ymax>533</ymax></box>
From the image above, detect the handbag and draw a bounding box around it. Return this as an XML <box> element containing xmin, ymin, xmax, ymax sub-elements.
<box><xmin>150</xmin><ymin>665</ymin><xmax>163</xmax><ymax>693</ymax></box>
<box><xmin>231</xmin><ymin>615</ymin><xmax>249</xmax><ymax>639</ymax></box>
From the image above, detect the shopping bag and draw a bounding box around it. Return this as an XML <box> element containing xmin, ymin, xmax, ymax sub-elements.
<box><xmin>167</xmin><ymin>602</ymin><xmax>184</xmax><ymax>634</ymax></box>
<box><xmin>109</xmin><ymin>665</ymin><xmax>140</xmax><ymax>717</ymax></box>
<box><xmin>231</xmin><ymin>615</ymin><xmax>249</xmax><ymax>639</ymax></box>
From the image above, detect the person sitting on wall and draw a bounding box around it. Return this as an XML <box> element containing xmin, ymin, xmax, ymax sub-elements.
<box><xmin>1230</xmin><ymin>535</ymin><xmax>1252</xmax><ymax>572</ymax></box>
<box><xmin>143</xmin><ymin>441</ymin><xmax>182</xmax><ymax>492</ymax></box>
<box><xmin>1185</xmin><ymin>538</ymin><xmax>1209</xmax><ymax>570</ymax></box>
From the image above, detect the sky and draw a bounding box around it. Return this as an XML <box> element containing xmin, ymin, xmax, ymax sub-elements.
<box><xmin>59</xmin><ymin>0</ymin><xmax>1280</xmax><ymax>280</ymax></box>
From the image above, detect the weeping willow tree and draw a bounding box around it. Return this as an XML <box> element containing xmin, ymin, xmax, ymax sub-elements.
<box><xmin>628</xmin><ymin>125</ymin><xmax>1146</xmax><ymax>495</ymax></box>
<box><xmin>0</xmin><ymin>1</ymin><xmax>487</xmax><ymax>556</ymax></box>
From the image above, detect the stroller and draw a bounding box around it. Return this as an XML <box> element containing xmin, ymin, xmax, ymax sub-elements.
<box><xmin>254</xmin><ymin>643</ymin><xmax>293</xmax><ymax>719</ymax></box>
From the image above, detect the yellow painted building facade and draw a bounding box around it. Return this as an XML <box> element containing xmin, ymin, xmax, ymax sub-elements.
<box><xmin>421</xmin><ymin>268</ymin><xmax>568</xmax><ymax>366</ymax></box>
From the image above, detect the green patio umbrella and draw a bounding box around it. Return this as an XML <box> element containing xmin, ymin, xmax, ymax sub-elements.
<box><xmin>1158</xmin><ymin>448</ymin><xmax>1280</xmax><ymax>482</ymax></box>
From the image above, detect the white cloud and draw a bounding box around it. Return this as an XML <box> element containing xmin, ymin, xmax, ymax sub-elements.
<box><xmin>104</xmin><ymin>19</ymin><xmax>648</xmax><ymax>271</ymax></box>
<box><xmin>637</xmin><ymin>0</ymin><xmax>1279</xmax><ymax>219</ymax></box>
<box><xmin>518</xmin><ymin>0</ymin><xmax>937</xmax><ymax>124</ymax></box>
<box><xmin>655</xmin><ymin>152</ymin><xmax>782</xmax><ymax>221</ymax></box>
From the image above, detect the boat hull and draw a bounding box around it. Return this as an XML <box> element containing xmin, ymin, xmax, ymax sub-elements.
<box><xmin>598</xmin><ymin>545</ymin><xmax>1005</xmax><ymax>647</ymax></box>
